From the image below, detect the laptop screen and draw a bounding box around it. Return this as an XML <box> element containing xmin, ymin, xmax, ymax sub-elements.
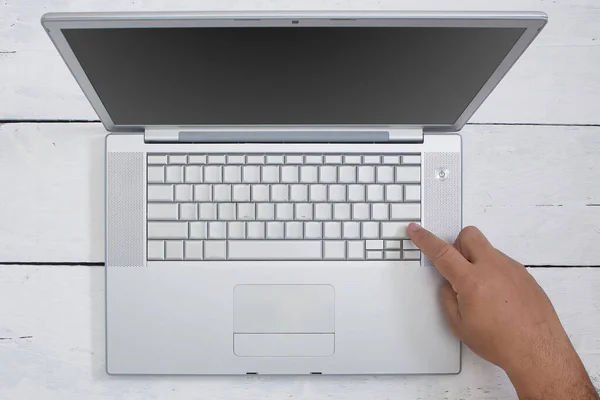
<box><xmin>62</xmin><ymin>26</ymin><xmax>525</xmax><ymax>126</ymax></box>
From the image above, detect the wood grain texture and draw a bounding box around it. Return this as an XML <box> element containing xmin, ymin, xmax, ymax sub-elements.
<box><xmin>0</xmin><ymin>265</ymin><xmax>598</xmax><ymax>399</ymax></box>
<box><xmin>1</xmin><ymin>123</ymin><xmax>599</xmax><ymax>265</ymax></box>
<box><xmin>1</xmin><ymin>0</ymin><xmax>600</xmax><ymax>124</ymax></box>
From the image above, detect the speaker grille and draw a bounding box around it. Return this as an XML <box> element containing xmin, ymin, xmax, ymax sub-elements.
<box><xmin>107</xmin><ymin>152</ymin><xmax>144</xmax><ymax>267</ymax></box>
<box><xmin>423</xmin><ymin>152</ymin><xmax>462</xmax><ymax>267</ymax></box>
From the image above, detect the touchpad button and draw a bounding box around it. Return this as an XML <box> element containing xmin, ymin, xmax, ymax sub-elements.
<box><xmin>233</xmin><ymin>285</ymin><xmax>334</xmax><ymax>333</ymax></box>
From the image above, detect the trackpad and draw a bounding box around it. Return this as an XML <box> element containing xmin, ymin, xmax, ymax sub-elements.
<box><xmin>233</xmin><ymin>285</ymin><xmax>335</xmax><ymax>333</ymax></box>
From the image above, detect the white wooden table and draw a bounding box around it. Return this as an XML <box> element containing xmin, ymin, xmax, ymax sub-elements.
<box><xmin>1</xmin><ymin>1</ymin><xmax>599</xmax><ymax>398</ymax></box>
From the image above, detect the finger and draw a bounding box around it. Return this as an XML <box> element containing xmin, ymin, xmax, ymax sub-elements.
<box><xmin>408</xmin><ymin>223</ymin><xmax>473</xmax><ymax>288</ymax></box>
<box><xmin>440</xmin><ymin>283</ymin><xmax>463</xmax><ymax>339</ymax></box>
<box><xmin>454</xmin><ymin>226</ymin><xmax>494</xmax><ymax>263</ymax></box>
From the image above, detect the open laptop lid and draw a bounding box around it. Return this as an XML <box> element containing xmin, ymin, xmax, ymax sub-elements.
<box><xmin>42</xmin><ymin>11</ymin><xmax>546</xmax><ymax>133</ymax></box>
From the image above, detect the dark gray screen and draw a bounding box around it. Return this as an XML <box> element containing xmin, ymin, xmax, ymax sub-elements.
<box><xmin>62</xmin><ymin>26</ymin><xmax>524</xmax><ymax>126</ymax></box>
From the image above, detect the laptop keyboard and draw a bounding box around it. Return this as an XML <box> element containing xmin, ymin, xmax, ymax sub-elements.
<box><xmin>146</xmin><ymin>153</ymin><xmax>422</xmax><ymax>261</ymax></box>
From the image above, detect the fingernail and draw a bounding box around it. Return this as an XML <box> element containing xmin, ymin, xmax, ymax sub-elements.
<box><xmin>408</xmin><ymin>223</ymin><xmax>421</xmax><ymax>233</ymax></box>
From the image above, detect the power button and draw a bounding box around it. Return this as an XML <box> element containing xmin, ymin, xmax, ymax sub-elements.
<box><xmin>435</xmin><ymin>168</ymin><xmax>450</xmax><ymax>181</ymax></box>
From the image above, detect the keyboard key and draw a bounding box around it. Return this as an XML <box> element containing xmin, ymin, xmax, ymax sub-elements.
<box><xmin>300</xmin><ymin>166</ymin><xmax>318</xmax><ymax>183</ymax></box>
<box><xmin>403</xmin><ymin>240</ymin><xmax>419</xmax><ymax>250</ymax></box>
<box><xmin>305</xmin><ymin>222</ymin><xmax>323</xmax><ymax>239</ymax></box>
<box><xmin>358</xmin><ymin>166</ymin><xmax>375</xmax><ymax>183</ymax></box>
<box><xmin>342</xmin><ymin>222</ymin><xmax>360</xmax><ymax>239</ymax></box>
<box><xmin>228</xmin><ymin>240</ymin><xmax>322</xmax><ymax>260</ymax></box>
<box><xmin>165</xmin><ymin>241</ymin><xmax>184</xmax><ymax>260</ymax></box>
<box><xmin>390</xmin><ymin>204</ymin><xmax>421</xmax><ymax>220</ymax></box>
<box><xmin>385</xmin><ymin>240</ymin><xmax>402</xmax><ymax>250</ymax></box>
<box><xmin>208</xmin><ymin>155</ymin><xmax>226</xmax><ymax>164</ymax></box>
<box><xmin>366</xmin><ymin>240</ymin><xmax>383</xmax><ymax>250</ymax></box>
<box><xmin>405</xmin><ymin>185</ymin><xmax>421</xmax><ymax>202</ymax></box>
<box><xmin>147</xmin><ymin>203</ymin><xmax>178</xmax><ymax>220</ymax></box>
<box><xmin>333</xmin><ymin>204</ymin><xmax>351</xmax><ymax>220</ymax></box>
<box><xmin>208</xmin><ymin>222</ymin><xmax>227</xmax><ymax>239</ymax></box>
<box><xmin>237</xmin><ymin>203</ymin><xmax>256</xmax><ymax>220</ymax></box>
<box><xmin>362</xmin><ymin>222</ymin><xmax>379</xmax><ymax>239</ymax></box>
<box><xmin>194</xmin><ymin>184</ymin><xmax>211</xmax><ymax>202</ymax></box>
<box><xmin>396</xmin><ymin>166</ymin><xmax>421</xmax><ymax>183</ymax></box>
<box><xmin>266</xmin><ymin>222</ymin><xmax>285</xmax><ymax>239</ymax></box>
<box><xmin>382</xmin><ymin>222</ymin><xmax>412</xmax><ymax>239</ymax></box>
<box><xmin>148</xmin><ymin>222</ymin><xmax>188</xmax><ymax>239</ymax></box>
<box><xmin>305</xmin><ymin>155</ymin><xmax>322</xmax><ymax>164</ymax></box>
<box><xmin>385</xmin><ymin>251</ymin><xmax>402</xmax><ymax>260</ymax></box>
<box><xmin>204</xmin><ymin>241</ymin><xmax>226</xmax><ymax>260</ymax></box>
<box><xmin>148</xmin><ymin>155</ymin><xmax>167</xmax><ymax>164</ymax></box>
<box><xmin>228</xmin><ymin>222</ymin><xmax>245</xmax><ymax>239</ymax></box>
<box><xmin>169</xmin><ymin>155</ymin><xmax>187</xmax><ymax>164</ymax></box>
<box><xmin>324</xmin><ymin>241</ymin><xmax>346</xmax><ymax>260</ymax></box>
<box><xmin>376</xmin><ymin>166</ymin><xmax>394</xmax><ymax>183</ymax></box>
<box><xmin>185</xmin><ymin>241</ymin><xmax>203</xmax><ymax>260</ymax></box>
<box><xmin>179</xmin><ymin>203</ymin><xmax>197</xmax><ymax>220</ymax></box>
<box><xmin>367</xmin><ymin>251</ymin><xmax>383</xmax><ymax>260</ymax></box>
<box><xmin>328</xmin><ymin>185</ymin><xmax>346</xmax><ymax>202</ymax></box>
<box><xmin>403</xmin><ymin>250</ymin><xmax>421</xmax><ymax>260</ymax></box>
<box><xmin>213</xmin><ymin>185</ymin><xmax>232</xmax><ymax>201</ymax></box>
<box><xmin>386</xmin><ymin>185</ymin><xmax>404</xmax><ymax>202</ymax></box>
<box><xmin>272</xmin><ymin>185</ymin><xmax>290</xmax><ymax>202</ymax></box>
<box><xmin>262</xmin><ymin>166</ymin><xmax>279</xmax><ymax>183</ymax></box>
<box><xmin>166</xmin><ymin>166</ymin><xmax>183</xmax><ymax>183</ymax></box>
<box><xmin>285</xmin><ymin>155</ymin><xmax>303</xmax><ymax>164</ymax></box>
<box><xmin>383</xmin><ymin>155</ymin><xmax>400</xmax><ymax>164</ymax></box>
<box><xmin>371</xmin><ymin>203</ymin><xmax>389</xmax><ymax>220</ymax></box>
<box><xmin>319</xmin><ymin>166</ymin><xmax>337</xmax><ymax>183</ymax></box>
<box><xmin>247</xmin><ymin>222</ymin><xmax>265</xmax><ymax>239</ymax></box>
<box><xmin>218</xmin><ymin>203</ymin><xmax>236</xmax><ymax>220</ymax></box>
<box><xmin>251</xmin><ymin>185</ymin><xmax>269</xmax><ymax>202</ymax></box>
<box><xmin>367</xmin><ymin>185</ymin><xmax>384</xmax><ymax>201</ymax></box>
<box><xmin>190</xmin><ymin>222</ymin><xmax>207</xmax><ymax>239</ymax></box>
<box><xmin>242</xmin><ymin>166</ymin><xmax>261</xmax><ymax>183</ymax></box>
<box><xmin>276</xmin><ymin>204</ymin><xmax>293</xmax><ymax>220</ymax></box>
<box><xmin>185</xmin><ymin>166</ymin><xmax>203</xmax><ymax>183</ymax></box>
<box><xmin>352</xmin><ymin>203</ymin><xmax>370</xmax><ymax>220</ymax></box>
<box><xmin>325</xmin><ymin>155</ymin><xmax>342</xmax><ymax>164</ymax></box>
<box><xmin>344</xmin><ymin>155</ymin><xmax>361</xmax><ymax>164</ymax></box>
<box><xmin>281</xmin><ymin>166</ymin><xmax>299</xmax><ymax>183</ymax></box>
<box><xmin>266</xmin><ymin>155</ymin><xmax>284</xmax><ymax>164</ymax></box>
<box><xmin>324</xmin><ymin>222</ymin><xmax>341</xmax><ymax>239</ymax></box>
<box><xmin>147</xmin><ymin>240</ymin><xmax>164</xmax><ymax>260</ymax></box>
<box><xmin>223</xmin><ymin>166</ymin><xmax>241</xmax><ymax>183</ymax></box>
<box><xmin>246</xmin><ymin>155</ymin><xmax>264</xmax><ymax>164</ymax></box>
<box><xmin>147</xmin><ymin>185</ymin><xmax>173</xmax><ymax>202</ymax></box>
<box><xmin>315</xmin><ymin>203</ymin><xmax>332</xmax><ymax>220</ymax></box>
<box><xmin>147</xmin><ymin>166</ymin><xmax>164</xmax><ymax>183</ymax></box>
<box><xmin>232</xmin><ymin>184</ymin><xmax>251</xmax><ymax>202</ymax></box>
<box><xmin>295</xmin><ymin>203</ymin><xmax>313</xmax><ymax>220</ymax></box>
<box><xmin>204</xmin><ymin>166</ymin><xmax>222</xmax><ymax>183</ymax></box>
<box><xmin>285</xmin><ymin>222</ymin><xmax>303</xmax><ymax>239</ymax></box>
<box><xmin>402</xmin><ymin>155</ymin><xmax>421</xmax><ymax>165</ymax></box>
<box><xmin>257</xmin><ymin>203</ymin><xmax>275</xmax><ymax>220</ymax></box>
<box><xmin>339</xmin><ymin>166</ymin><xmax>355</xmax><ymax>183</ymax></box>
<box><xmin>189</xmin><ymin>155</ymin><xmax>207</xmax><ymax>164</ymax></box>
<box><xmin>364</xmin><ymin>155</ymin><xmax>381</xmax><ymax>164</ymax></box>
<box><xmin>227</xmin><ymin>155</ymin><xmax>245</xmax><ymax>164</ymax></box>
<box><xmin>347</xmin><ymin>241</ymin><xmax>364</xmax><ymax>260</ymax></box>
<box><xmin>348</xmin><ymin>185</ymin><xmax>365</xmax><ymax>202</ymax></box>
<box><xmin>310</xmin><ymin>184</ymin><xmax>327</xmax><ymax>201</ymax></box>
<box><xmin>175</xmin><ymin>184</ymin><xmax>193</xmax><ymax>202</ymax></box>
<box><xmin>290</xmin><ymin>185</ymin><xmax>308</xmax><ymax>202</ymax></box>
<box><xmin>199</xmin><ymin>203</ymin><xmax>217</xmax><ymax>220</ymax></box>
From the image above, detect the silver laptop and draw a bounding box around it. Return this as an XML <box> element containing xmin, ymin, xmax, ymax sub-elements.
<box><xmin>42</xmin><ymin>11</ymin><xmax>546</xmax><ymax>375</ymax></box>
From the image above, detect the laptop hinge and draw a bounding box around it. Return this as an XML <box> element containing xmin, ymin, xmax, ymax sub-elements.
<box><xmin>144</xmin><ymin>127</ymin><xmax>424</xmax><ymax>144</ymax></box>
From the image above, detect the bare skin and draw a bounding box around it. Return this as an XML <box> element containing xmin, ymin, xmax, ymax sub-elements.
<box><xmin>408</xmin><ymin>223</ymin><xmax>599</xmax><ymax>400</ymax></box>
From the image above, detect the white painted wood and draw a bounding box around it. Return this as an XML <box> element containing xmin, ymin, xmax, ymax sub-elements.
<box><xmin>1</xmin><ymin>0</ymin><xmax>600</xmax><ymax>124</ymax></box>
<box><xmin>0</xmin><ymin>123</ymin><xmax>599</xmax><ymax>265</ymax></box>
<box><xmin>0</xmin><ymin>265</ymin><xmax>597</xmax><ymax>398</ymax></box>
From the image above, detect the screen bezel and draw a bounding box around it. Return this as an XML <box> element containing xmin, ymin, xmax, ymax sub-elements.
<box><xmin>41</xmin><ymin>11</ymin><xmax>547</xmax><ymax>132</ymax></box>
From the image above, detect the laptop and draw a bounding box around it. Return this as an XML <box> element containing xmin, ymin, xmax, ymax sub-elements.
<box><xmin>42</xmin><ymin>11</ymin><xmax>547</xmax><ymax>375</ymax></box>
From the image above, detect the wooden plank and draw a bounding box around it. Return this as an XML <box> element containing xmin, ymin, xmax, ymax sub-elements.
<box><xmin>0</xmin><ymin>265</ymin><xmax>598</xmax><ymax>398</ymax></box>
<box><xmin>0</xmin><ymin>123</ymin><xmax>599</xmax><ymax>265</ymax></box>
<box><xmin>1</xmin><ymin>0</ymin><xmax>600</xmax><ymax>124</ymax></box>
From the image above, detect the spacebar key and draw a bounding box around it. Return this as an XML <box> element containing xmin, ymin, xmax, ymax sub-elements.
<box><xmin>228</xmin><ymin>241</ymin><xmax>322</xmax><ymax>260</ymax></box>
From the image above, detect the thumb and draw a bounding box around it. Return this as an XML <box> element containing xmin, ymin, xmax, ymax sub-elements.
<box><xmin>440</xmin><ymin>283</ymin><xmax>463</xmax><ymax>339</ymax></box>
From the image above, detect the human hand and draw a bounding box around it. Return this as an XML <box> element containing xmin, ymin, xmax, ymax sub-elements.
<box><xmin>408</xmin><ymin>224</ymin><xmax>598</xmax><ymax>400</ymax></box>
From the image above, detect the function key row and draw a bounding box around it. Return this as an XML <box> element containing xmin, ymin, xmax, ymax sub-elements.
<box><xmin>147</xmin><ymin>154</ymin><xmax>421</xmax><ymax>166</ymax></box>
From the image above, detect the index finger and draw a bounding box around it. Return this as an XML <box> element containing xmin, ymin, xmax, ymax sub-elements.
<box><xmin>408</xmin><ymin>223</ymin><xmax>473</xmax><ymax>289</ymax></box>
